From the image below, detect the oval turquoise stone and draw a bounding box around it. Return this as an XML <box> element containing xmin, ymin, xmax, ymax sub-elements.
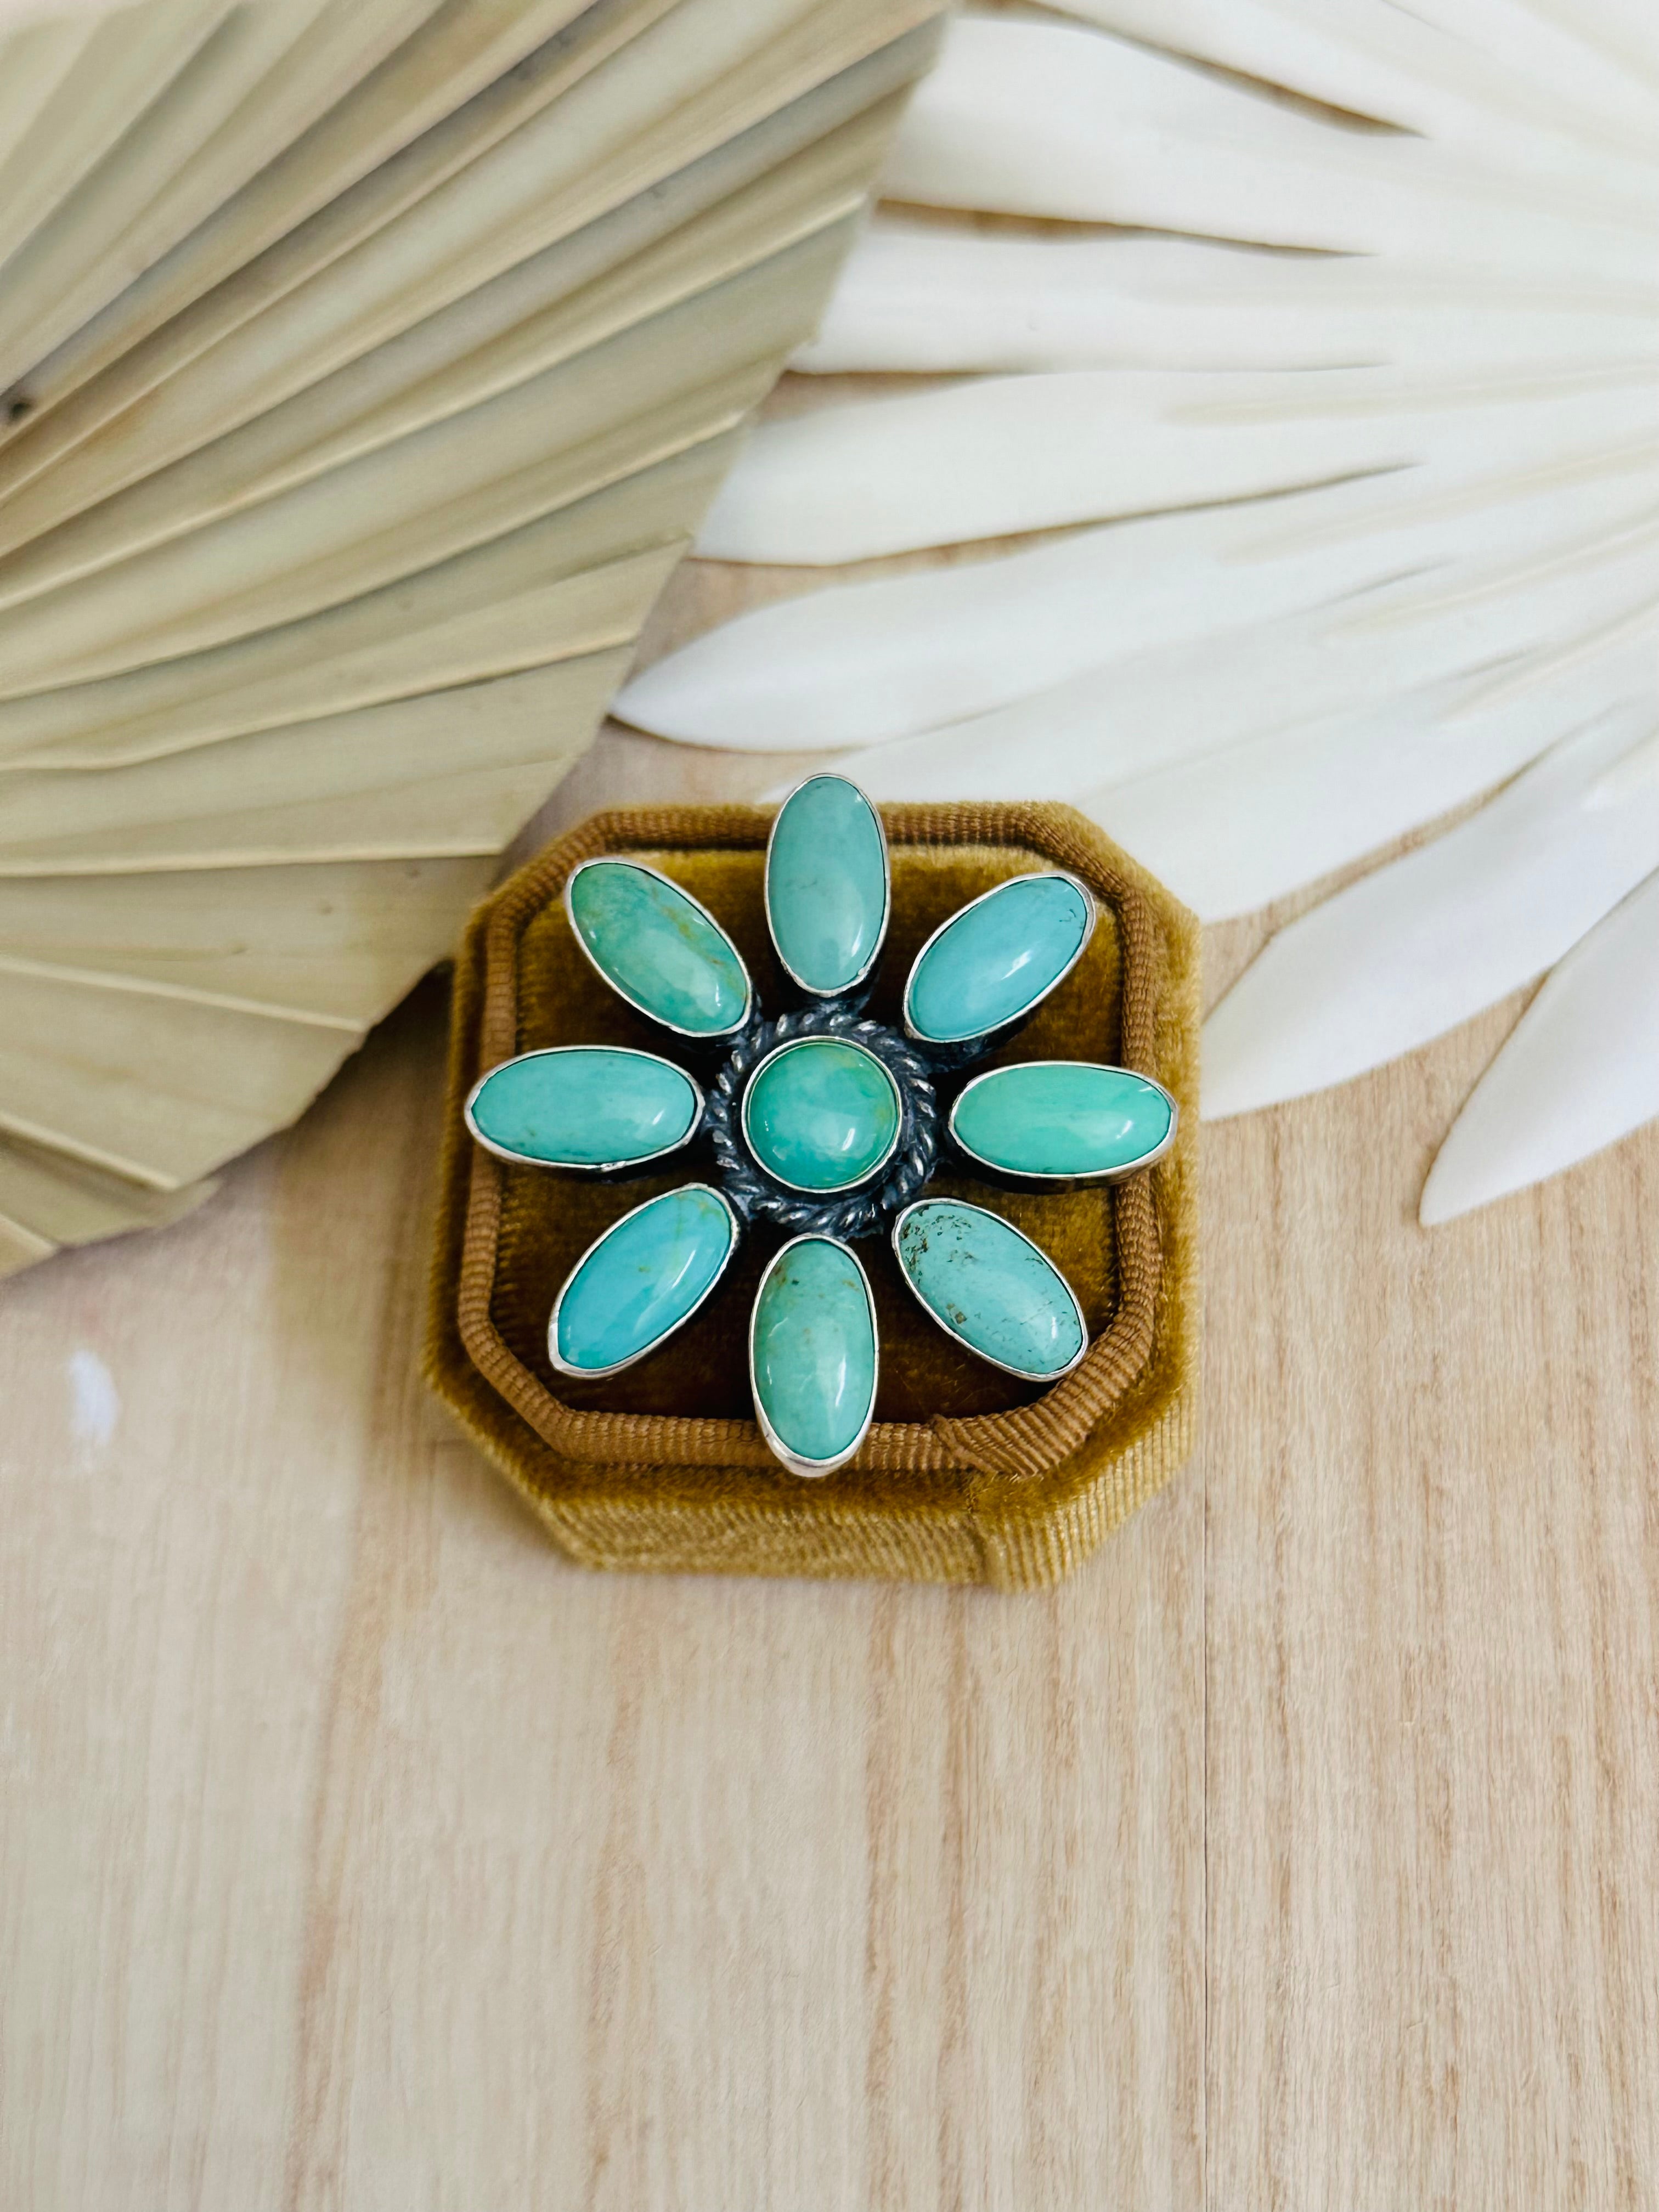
<box><xmin>469</xmin><ymin>1047</ymin><xmax>699</xmax><ymax>1168</ymax></box>
<box><xmin>894</xmin><ymin>1199</ymin><xmax>1085</xmax><ymax>1380</ymax></box>
<box><xmin>552</xmin><ymin>1184</ymin><xmax>735</xmax><ymax>1374</ymax></box>
<box><xmin>906</xmin><ymin>874</ymin><xmax>1091</xmax><ymax>1044</ymax></box>
<box><xmin>766</xmin><ymin>776</ymin><xmax>888</xmax><ymax>993</ymax></box>
<box><xmin>751</xmin><ymin>1238</ymin><xmax>877</xmax><ymax>1470</ymax></box>
<box><xmin>951</xmin><ymin>1062</ymin><xmax>1173</xmax><ymax>1179</ymax></box>
<box><xmin>743</xmin><ymin>1037</ymin><xmax>901</xmax><ymax>1192</ymax></box>
<box><xmin>568</xmin><ymin>860</ymin><xmax>749</xmax><ymax>1036</ymax></box>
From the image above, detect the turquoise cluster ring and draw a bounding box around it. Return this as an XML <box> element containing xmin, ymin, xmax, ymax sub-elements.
<box><xmin>464</xmin><ymin>774</ymin><xmax>1178</xmax><ymax>1480</ymax></box>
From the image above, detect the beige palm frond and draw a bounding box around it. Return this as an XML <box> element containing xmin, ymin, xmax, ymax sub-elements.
<box><xmin>0</xmin><ymin>0</ymin><xmax>944</xmax><ymax>1274</ymax></box>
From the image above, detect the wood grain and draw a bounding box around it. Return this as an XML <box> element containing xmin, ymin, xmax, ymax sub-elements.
<box><xmin>2</xmin><ymin>577</ymin><xmax>1656</xmax><ymax>2204</ymax></box>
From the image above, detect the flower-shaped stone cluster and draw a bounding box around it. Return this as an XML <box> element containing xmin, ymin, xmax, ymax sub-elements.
<box><xmin>465</xmin><ymin>776</ymin><xmax>1177</xmax><ymax>1477</ymax></box>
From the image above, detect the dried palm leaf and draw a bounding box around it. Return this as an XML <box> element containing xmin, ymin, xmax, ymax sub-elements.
<box><xmin>0</xmin><ymin>0</ymin><xmax>944</xmax><ymax>1274</ymax></box>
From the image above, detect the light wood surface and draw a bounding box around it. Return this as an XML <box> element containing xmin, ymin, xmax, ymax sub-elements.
<box><xmin>3</xmin><ymin>563</ymin><xmax>1657</xmax><ymax>2206</ymax></box>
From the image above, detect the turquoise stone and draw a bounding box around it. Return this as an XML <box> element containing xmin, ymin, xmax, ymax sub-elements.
<box><xmin>766</xmin><ymin>775</ymin><xmax>888</xmax><ymax>994</ymax></box>
<box><xmin>568</xmin><ymin>860</ymin><xmax>749</xmax><ymax>1036</ymax></box>
<box><xmin>552</xmin><ymin>1184</ymin><xmax>735</xmax><ymax>1374</ymax></box>
<box><xmin>906</xmin><ymin>874</ymin><xmax>1091</xmax><ymax>1044</ymax></box>
<box><xmin>469</xmin><ymin>1047</ymin><xmax>699</xmax><ymax>1168</ymax></box>
<box><xmin>894</xmin><ymin>1199</ymin><xmax>1085</xmax><ymax>1380</ymax></box>
<box><xmin>743</xmin><ymin>1037</ymin><xmax>901</xmax><ymax>1193</ymax></box>
<box><xmin>950</xmin><ymin>1062</ymin><xmax>1173</xmax><ymax>1179</ymax></box>
<box><xmin>751</xmin><ymin>1238</ymin><xmax>877</xmax><ymax>1470</ymax></box>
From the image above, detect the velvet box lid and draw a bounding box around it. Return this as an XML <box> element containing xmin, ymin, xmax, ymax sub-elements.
<box><xmin>426</xmin><ymin>800</ymin><xmax>1200</xmax><ymax>1588</ymax></box>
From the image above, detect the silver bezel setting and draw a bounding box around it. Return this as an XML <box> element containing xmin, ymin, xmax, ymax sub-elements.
<box><xmin>946</xmin><ymin>1060</ymin><xmax>1179</xmax><ymax>1186</ymax></box>
<box><xmin>889</xmin><ymin>1197</ymin><xmax>1090</xmax><ymax>1384</ymax></box>
<box><xmin>900</xmin><ymin>870</ymin><xmax>1097</xmax><ymax>1048</ymax></box>
<box><xmin>562</xmin><ymin>855</ymin><xmax>754</xmax><ymax>1042</ymax></box>
<box><xmin>464</xmin><ymin>1044</ymin><xmax>706</xmax><ymax>1175</ymax></box>
<box><xmin>738</xmin><ymin>1034</ymin><xmax>904</xmax><ymax>1197</ymax></box>
<box><xmin>546</xmin><ymin>1181</ymin><xmax>740</xmax><ymax>1381</ymax></box>
<box><xmin>748</xmin><ymin>1233</ymin><xmax>880</xmax><ymax>1478</ymax></box>
<box><xmin>763</xmin><ymin>772</ymin><xmax>892</xmax><ymax>1000</ymax></box>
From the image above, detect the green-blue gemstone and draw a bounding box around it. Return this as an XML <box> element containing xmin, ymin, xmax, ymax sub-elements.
<box><xmin>751</xmin><ymin>1238</ymin><xmax>877</xmax><ymax>1470</ymax></box>
<box><xmin>552</xmin><ymin>1184</ymin><xmax>735</xmax><ymax>1374</ymax></box>
<box><xmin>894</xmin><ymin>1199</ymin><xmax>1085</xmax><ymax>1380</ymax></box>
<box><xmin>906</xmin><ymin>874</ymin><xmax>1091</xmax><ymax>1044</ymax></box>
<box><xmin>469</xmin><ymin>1047</ymin><xmax>699</xmax><ymax>1168</ymax></box>
<box><xmin>568</xmin><ymin>860</ymin><xmax>749</xmax><ymax>1036</ymax></box>
<box><xmin>743</xmin><ymin>1036</ymin><xmax>901</xmax><ymax>1193</ymax></box>
<box><xmin>766</xmin><ymin>775</ymin><xmax>888</xmax><ymax>994</ymax></box>
<box><xmin>950</xmin><ymin>1062</ymin><xmax>1173</xmax><ymax>1179</ymax></box>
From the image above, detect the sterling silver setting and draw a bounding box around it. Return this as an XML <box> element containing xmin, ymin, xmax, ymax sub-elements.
<box><xmin>467</xmin><ymin>776</ymin><xmax>1170</xmax><ymax>1477</ymax></box>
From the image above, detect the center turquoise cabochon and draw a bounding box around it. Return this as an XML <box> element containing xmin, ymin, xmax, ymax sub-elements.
<box><xmin>751</xmin><ymin>1237</ymin><xmax>878</xmax><ymax>1472</ymax></box>
<box><xmin>742</xmin><ymin>1036</ymin><xmax>901</xmax><ymax>1193</ymax></box>
<box><xmin>766</xmin><ymin>775</ymin><xmax>889</xmax><ymax>995</ymax></box>
<box><xmin>567</xmin><ymin>859</ymin><xmax>750</xmax><ymax>1037</ymax></box>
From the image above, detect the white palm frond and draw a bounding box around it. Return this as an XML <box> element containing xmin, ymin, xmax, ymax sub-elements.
<box><xmin>794</xmin><ymin>219</ymin><xmax>1657</xmax><ymax>377</ymax></box>
<box><xmin>1420</xmin><ymin>862</ymin><xmax>1659</xmax><ymax>1223</ymax></box>
<box><xmin>620</xmin><ymin>1</ymin><xmax>1659</xmax><ymax>1221</ymax></box>
<box><xmin>1202</xmin><ymin>708</ymin><xmax>1659</xmax><ymax>1117</ymax></box>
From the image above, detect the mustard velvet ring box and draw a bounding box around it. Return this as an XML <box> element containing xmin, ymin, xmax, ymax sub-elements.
<box><xmin>425</xmin><ymin>795</ymin><xmax>1200</xmax><ymax>1588</ymax></box>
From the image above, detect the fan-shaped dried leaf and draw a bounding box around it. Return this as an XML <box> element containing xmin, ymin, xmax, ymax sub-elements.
<box><xmin>0</xmin><ymin>0</ymin><xmax>944</xmax><ymax>1271</ymax></box>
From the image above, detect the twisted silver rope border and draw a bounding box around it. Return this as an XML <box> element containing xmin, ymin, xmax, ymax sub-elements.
<box><xmin>706</xmin><ymin>1005</ymin><xmax>939</xmax><ymax>1240</ymax></box>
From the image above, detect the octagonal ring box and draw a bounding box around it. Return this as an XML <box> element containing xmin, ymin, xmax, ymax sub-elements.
<box><xmin>425</xmin><ymin>801</ymin><xmax>1200</xmax><ymax>1588</ymax></box>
